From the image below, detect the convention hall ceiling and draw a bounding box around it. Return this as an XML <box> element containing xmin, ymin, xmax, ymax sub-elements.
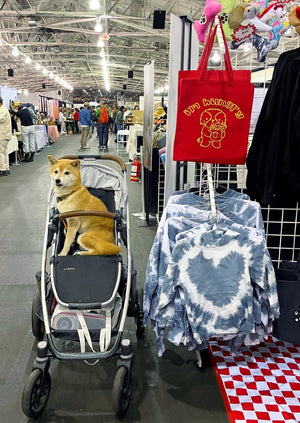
<box><xmin>0</xmin><ymin>0</ymin><xmax>299</xmax><ymax>100</ymax></box>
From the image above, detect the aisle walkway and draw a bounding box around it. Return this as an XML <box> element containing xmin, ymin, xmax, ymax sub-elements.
<box><xmin>0</xmin><ymin>131</ymin><xmax>228</xmax><ymax>423</ymax></box>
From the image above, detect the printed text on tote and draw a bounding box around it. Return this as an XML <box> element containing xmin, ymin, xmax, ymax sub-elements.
<box><xmin>183</xmin><ymin>98</ymin><xmax>245</xmax><ymax>119</ymax></box>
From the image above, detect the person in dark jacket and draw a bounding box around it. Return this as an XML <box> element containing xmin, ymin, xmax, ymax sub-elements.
<box><xmin>10</xmin><ymin>101</ymin><xmax>36</xmax><ymax>162</ymax></box>
<box><xmin>115</xmin><ymin>106</ymin><xmax>125</xmax><ymax>142</ymax></box>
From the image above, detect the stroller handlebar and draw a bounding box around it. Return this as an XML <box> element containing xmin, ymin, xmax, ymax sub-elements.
<box><xmin>58</xmin><ymin>154</ymin><xmax>127</xmax><ymax>172</ymax></box>
<box><xmin>58</xmin><ymin>210</ymin><xmax>116</xmax><ymax>220</ymax></box>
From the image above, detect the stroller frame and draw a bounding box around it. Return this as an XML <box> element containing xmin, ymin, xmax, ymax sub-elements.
<box><xmin>22</xmin><ymin>154</ymin><xmax>144</xmax><ymax>419</ymax></box>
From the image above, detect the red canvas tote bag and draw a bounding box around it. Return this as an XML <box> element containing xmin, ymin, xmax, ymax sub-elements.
<box><xmin>173</xmin><ymin>17</ymin><xmax>254</xmax><ymax>165</ymax></box>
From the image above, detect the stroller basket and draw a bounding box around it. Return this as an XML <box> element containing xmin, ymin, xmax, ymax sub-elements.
<box><xmin>51</xmin><ymin>294</ymin><xmax>122</xmax><ymax>341</ymax></box>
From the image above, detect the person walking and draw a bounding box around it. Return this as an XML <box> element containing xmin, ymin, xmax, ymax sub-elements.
<box><xmin>0</xmin><ymin>97</ymin><xmax>12</xmax><ymax>177</ymax></box>
<box><xmin>96</xmin><ymin>101</ymin><xmax>109</xmax><ymax>150</ymax></box>
<box><xmin>10</xmin><ymin>101</ymin><xmax>36</xmax><ymax>162</ymax></box>
<box><xmin>73</xmin><ymin>108</ymin><xmax>80</xmax><ymax>134</ymax></box>
<box><xmin>79</xmin><ymin>102</ymin><xmax>92</xmax><ymax>149</ymax></box>
<box><xmin>115</xmin><ymin>106</ymin><xmax>125</xmax><ymax>142</ymax></box>
<box><xmin>91</xmin><ymin>109</ymin><xmax>97</xmax><ymax>135</ymax></box>
<box><xmin>57</xmin><ymin>108</ymin><xmax>66</xmax><ymax>134</ymax></box>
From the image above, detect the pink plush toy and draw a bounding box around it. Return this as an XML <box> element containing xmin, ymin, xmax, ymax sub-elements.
<box><xmin>194</xmin><ymin>0</ymin><xmax>222</xmax><ymax>43</ymax></box>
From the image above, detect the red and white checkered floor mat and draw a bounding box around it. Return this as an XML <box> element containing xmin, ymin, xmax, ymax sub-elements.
<box><xmin>208</xmin><ymin>337</ymin><xmax>300</xmax><ymax>423</ymax></box>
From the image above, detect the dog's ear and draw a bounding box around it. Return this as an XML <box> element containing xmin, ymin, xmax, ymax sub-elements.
<box><xmin>71</xmin><ymin>159</ymin><xmax>81</xmax><ymax>169</ymax></box>
<box><xmin>48</xmin><ymin>155</ymin><xmax>57</xmax><ymax>167</ymax></box>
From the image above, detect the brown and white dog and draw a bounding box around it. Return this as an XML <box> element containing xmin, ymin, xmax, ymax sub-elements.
<box><xmin>48</xmin><ymin>155</ymin><xmax>121</xmax><ymax>256</ymax></box>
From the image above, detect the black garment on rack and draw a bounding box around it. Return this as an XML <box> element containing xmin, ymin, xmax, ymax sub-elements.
<box><xmin>246</xmin><ymin>48</ymin><xmax>300</xmax><ymax>206</ymax></box>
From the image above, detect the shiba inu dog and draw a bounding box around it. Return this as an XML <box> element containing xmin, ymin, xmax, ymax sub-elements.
<box><xmin>48</xmin><ymin>155</ymin><xmax>121</xmax><ymax>256</ymax></box>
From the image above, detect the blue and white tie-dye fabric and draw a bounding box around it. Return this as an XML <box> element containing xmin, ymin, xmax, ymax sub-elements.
<box><xmin>169</xmin><ymin>191</ymin><xmax>264</xmax><ymax>232</ymax></box>
<box><xmin>143</xmin><ymin>205</ymin><xmax>224</xmax><ymax>324</ymax></box>
<box><xmin>143</xmin><ymin>189</ymin><xmax>279</xmax><ymax>356</ymax></box>
<box><xmin>155</xmin><ymin>228</ymin><xmax>279</xmax><ymax>346</ymax></box>
<box><xmin>144</xmin><ymin>191</ymin><xmax>263</xmax><ymax>325</ymax></box>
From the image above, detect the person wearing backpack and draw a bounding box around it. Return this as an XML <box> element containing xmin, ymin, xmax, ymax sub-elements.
<box><xmin>96</xmin><ymin>100</ymin><xmax>110</xmax><ymax>150</ymax></box>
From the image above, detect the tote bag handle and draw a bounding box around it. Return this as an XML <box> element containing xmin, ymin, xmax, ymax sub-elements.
<box><xmin>198</xmin><ymin>16</ymin><xmax>234</xmax><ymax>81</ymax></box>
<box><xmin>197</xmin><ymin>20</ymin><xmax>218</xmax><ymax>69</ymax></box>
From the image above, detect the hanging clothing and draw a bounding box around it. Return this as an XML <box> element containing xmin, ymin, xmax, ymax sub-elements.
<box><xmin>246</xmin><ymin>48</ymin><xmax>300</xmax><ymax>205</ymax></box>
<box><xmin>143</xmin><ymin>189</ymin><xmax>279</xmax><ymax>356</ymax></box>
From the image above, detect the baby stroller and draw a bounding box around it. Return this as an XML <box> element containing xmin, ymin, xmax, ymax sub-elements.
<box><xmin>22</xmin><ymin>154</ymin><xmax>144</xmax><ymax>419</ymax></box>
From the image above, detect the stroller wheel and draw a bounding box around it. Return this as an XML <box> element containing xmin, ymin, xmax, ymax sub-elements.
<box><xmin>31</xmin><ymin>288</ymin><xmax>45</xmax><ymax>341</ymax></box>
<box><xmin>22</xmin><ymin>368</ymin><xmax>51</xmax><ymax>419</ymax></box>
<box><xmin>135</xmin><ymin>287</ymin><xmax>145</xmax><ymax>339</ymax></box>
<box><xmin>112</xmin><ymin>366</ymin><xmax>132</xmax><ymax>418</ymax></box>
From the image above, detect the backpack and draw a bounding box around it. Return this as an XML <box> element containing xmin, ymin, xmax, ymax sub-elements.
<box><xmin>99</xmin><ymin>107</ymin><xmax>109</xmax><ymax>124</ymax></box>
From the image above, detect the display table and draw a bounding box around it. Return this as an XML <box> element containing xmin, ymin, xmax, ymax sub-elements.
<box><xmin>8</xmin><ymin>134</ymin><xmax>18</xmax><ymax>155</ymax></box>
<box><xmin>127</xmin><ymin>125</ymin><xmax>143</xmax><ymax>161</ymax></box>
<box><xmin>8</xmin><ymin>134</ymin><xmax>20</xmax><ymax>165</ymax></box>
<box><xmin>35</xmin><ymin>125</ymin><xmax>48</xmax><ymax>151</ymax></box>
<box><xmin>65</xmin><ymin>119</ymin><xmax>75</xmax><ymax>133</ymax></box>
<box><xmin>48</xmin><ymin>125</ymin><xmax>60</xmax><ymax>142</ymax></box>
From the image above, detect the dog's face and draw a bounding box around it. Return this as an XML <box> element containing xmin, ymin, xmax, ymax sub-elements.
<box><xmin>48</xmin><ymin>155</ymin><xmax>81</xmax><ymax>192</ymax></box>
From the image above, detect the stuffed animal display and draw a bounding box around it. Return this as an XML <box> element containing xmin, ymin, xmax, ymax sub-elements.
<box><xmin>288</xmin><ymin>5</ymin><xmax>300</xmax><ymax>34</ymax></box>
<box><xmin>194</xmin><ymin>0</ymin><xmax>223</xmax><ymax>43</ymax></box>
<box><xmin>194</xmin><ymin>0</ymin><xmax>293</xmax><ymax>63</ymax></box>
<box><xmin>228</xmin><ymin>0</ymin><xmax>249</xmax><ymax>29</ymax></box>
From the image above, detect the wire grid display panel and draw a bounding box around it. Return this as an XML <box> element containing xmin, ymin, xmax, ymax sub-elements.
<box><xmin>195</xmin><ymin>163</ymin><xmax>300</xmax><ymax>267</ymax></box>
<box><xmin>157</xmin><ymin>157</ymin><xmax>165</xmax><ymax>221</ymax></box>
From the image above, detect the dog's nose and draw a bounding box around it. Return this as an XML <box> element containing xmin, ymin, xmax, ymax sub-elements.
<box><xmin>55</xmin><ymin>178</ymin><xmax>61</xmax><ymax>184</ymax></box>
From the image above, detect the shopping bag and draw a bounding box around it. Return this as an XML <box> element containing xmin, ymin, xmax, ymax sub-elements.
<box><xmin>173</xmin><ymin>17</ymin><xmax>254</xmax><ymax>165</ymax></box>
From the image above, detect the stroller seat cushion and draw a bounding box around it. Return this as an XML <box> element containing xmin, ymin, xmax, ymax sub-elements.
<box><xmin>87</xmin><ymin>187</ymin><xmax>115</xmax><ymax>212</ymax></box>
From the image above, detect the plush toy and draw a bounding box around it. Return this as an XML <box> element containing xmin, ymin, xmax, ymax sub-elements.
<box><xmin>258</xmin><ymin>2</ymin><xmax>284</xmax><ymax>23</ymax></box>
<box><xmin>231</xmin><ymin>33</ymin><xmax>279</xmax><ymax>62</ymax></box>
<box><xmin>194</xmin><ymin>0</ymin><xmax>222</xmax><ymax>43</ymax></box>
<box><xmin>256</xmin><ymin>1</ymin><xmax>288</xmax><ymax>40</ymax></box>
<box><xmin>219</xmin><ymin>0</ymin><xmax>240</xmax><ymax>39</ymax></box>
<box><xmin>228</xmin><ymin>0</ymin><xmax>249</xmax><ymax>30</ymax></box>
<box><xmin>288</xmin><ymin>5</ymin><xmax>300</xmax><ymax>35</ymax></box>
<box><xmin>230</xmin><ymin>0</ymin><xmax>291</xmax><ymax>62</ymax></box>
<box><xmin>242</xmin><ymin>4</ymin><xmax>274</xmax><ymax>32</ymax></box>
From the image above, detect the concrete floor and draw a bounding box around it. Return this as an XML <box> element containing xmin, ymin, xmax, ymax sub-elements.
<box><xmin>0</xmin><ymin>132</ymin><xmax>229</xmax><ymax>423</ymax></box>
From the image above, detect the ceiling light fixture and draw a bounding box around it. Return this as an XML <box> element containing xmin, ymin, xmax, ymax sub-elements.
<box><xmin>12</xmin><ymin>47</ymin><xmax>19</xmax><ymax>57</ymax></box>
<box><xmin>94</xmin><ymin>18</ymin><xmax>103</xmax><ymax>33</ymax></box>
<box><xmin>97</xmin><ymin>38</ymin><xmax>104</xmax><ymax>47</ymax></box>
<box><xmin>42</xmin><ymin>69</ymin><xmax>48</xmax><ymax>75</ymax></box>
<box><xmin>100</xmin><ymin>50</ymin><xmax>105</xmax><ymax>58</ymax></box>
<box><xmin>55</xmin><ymin>76</ymin><xmax>59</xmax><ymax>82</ymax></box>
<box><xmin>49</xmin><ymin>73</ymin><xmax>54</xmax><ymax>79</ymax></box>
<box><xmin>27</xmin><ymin>20</ymin><xmax>37</xmax><ymax>27</ymax></box>
<box><xmin>24</xmin><ymin>89</ymin><xmax>28</xmax><ymax>95</ymax></box>
<box><xmin>90</xmin><ymin>0</ymin><xmax>100</xmax><ymax>10</ymax></box>
<box><xmin>211</xmin><ymin>50</ymin><xmax>221</xmax><ymax>64</ymax></box>
<box><xmin>35</xmin><ymin>63</ymin><xmax>41</xmax><ymax>70</ymax></box>
<box><xmin>25</xmin><ymin>56</ymin><xmax>32</xmax><ymax>64</ymax></box>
